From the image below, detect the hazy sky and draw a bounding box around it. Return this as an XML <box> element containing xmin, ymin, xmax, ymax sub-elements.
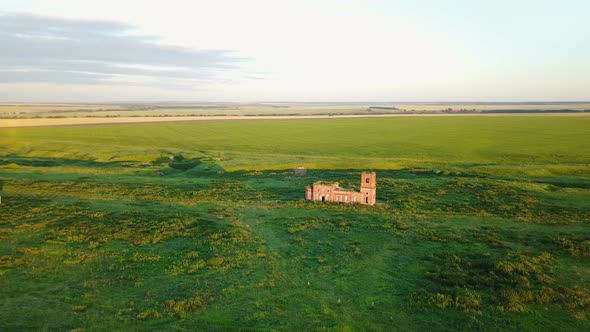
<box><xmin>1</xmin><ymin>0</ymin><xmax>589</xmax><ymax>102</ymax></box>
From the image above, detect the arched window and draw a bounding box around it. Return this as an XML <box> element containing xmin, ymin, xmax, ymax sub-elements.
<box><xmin>365</xmin><ymin>178</ymin><xmax>370</xmax><ymax>183</ymax></box>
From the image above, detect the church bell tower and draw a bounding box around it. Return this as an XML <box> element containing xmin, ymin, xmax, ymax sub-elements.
<box><xmin>360</xmin><ymin>172</ymin><xmax>376</xmax><ymax>205</ymax></box>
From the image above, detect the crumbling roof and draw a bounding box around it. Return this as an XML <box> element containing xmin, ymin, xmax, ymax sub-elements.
<box><xmin>313</xmin><ymin>181</ymin><xmax>339</xmax><ymax>186</ymax></box>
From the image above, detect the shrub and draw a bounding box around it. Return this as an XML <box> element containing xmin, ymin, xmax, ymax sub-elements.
<box><xmin>288</xmin><ymin>222</ymin><xmax>311</xmax><ymax>234</ymax></box>
<box><xmin>535</xmin><ymin>286</ymin><xmax>557</xmax><ymax>304</ymax></box>
<box><xmin>129</xmin><ymin>252</ymin><xmax>161</xmax><ymax>263</ymax></box>
<box><xmin>185</xmin><ymin>251</ymin><xmax>199</xmax><ymax>259</ymax></box>
<box><xmin>87</xmin><ymin>241</ymin><xmax>100</xmax><ymax>249</ymax></box>
<box><xmin>553</xmin><ymin>236</ymin><xmax>590</xmax><ymax>257</ymax></box>
<box><xmin>165</xmin><ymin>297</ymin><xmax>203</xmax><ymax>318</ymax></box>
<box><xmin>187</xmin><ymin>260</ymin><xmax>206</xmax><ymax>274</ymax></box>
<box><xmin>498</xmin><ymin>290</ymin><xmax>534</xmax><ymax>312</ymax></box>
<box><xmin>454</xmin><ymin>290</ymin><xmax>482</xmax><ymax>314</ymax></box>
<box><xmin>207</xmin><ymin>257</ymin><xmax>224</xmax><ymax>267</ymax></box>
<box><xmin>136</xmin><ymin>309</ymin><xmax>161</xmax><ymax>320</ymax></box>
<box><xmin>0</xmin><ymin>256</ymin><xmax>13</xmax><ymax>268</ymax></box>
<box><xmin>73</xmin><ymin>305</ymin><xmax>87</xmax><ymax>313</ymax></box>
<box><xmin>430</xmin><ymin>293</ymin><xmax>453</xmax><ymax>309</ymax></box>
<box><xmin>353</xmin><ymin>246</ymin><xmax>362</xmax><ymax>256</ymax></box>
<box><xmin>395</xmin><ymin>221</ymin><xmax>410</xmax><ymax>230</ymax></box>
<box><xmin>425</xmin><ymin>251</ymin><xmax>566</xmax><ymax>313</ymax></box>
<box><xmin>559</xmin><ymin>287</ymin><xmax>590</xmax><ymax>310</ymax></box>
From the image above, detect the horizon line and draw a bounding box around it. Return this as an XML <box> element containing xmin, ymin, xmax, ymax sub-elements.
<box><xmin>1</xmin><ymin>101</ymin><xmax>590</xmax><ymax>105</ymax></box>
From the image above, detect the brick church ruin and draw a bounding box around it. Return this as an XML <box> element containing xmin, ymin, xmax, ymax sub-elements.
<box><xmin>305</xmin><ymin>172</ymin><xmax>376</xmax><ymax>206</ymax></box>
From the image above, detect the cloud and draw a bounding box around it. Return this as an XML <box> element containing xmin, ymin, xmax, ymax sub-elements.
<box><xmin>0</xmin><ymin>13</ymin><xmax>244</xmax><ymax>87</ymax></box>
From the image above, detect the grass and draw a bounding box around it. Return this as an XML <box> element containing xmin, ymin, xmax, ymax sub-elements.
<box><xmin>0</xmin><ymin>116</ymin><xmax>589</xmax><ymax>330</ymax></box>
<box><xmin>1</xmin><ymin>116</ymin><xmax>589</xmax><ymax>169</ymax></box>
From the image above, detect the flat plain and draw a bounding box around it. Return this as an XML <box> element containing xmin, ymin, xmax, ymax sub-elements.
<box><xmin>0</xmin><ymin>116</ymin><xmax>589</xmax><ymax>330</ymax></box>
<box><xmin>2</xmin><ymin>102</ymin><xmax>589</xmax><ymax>121</ymax></box>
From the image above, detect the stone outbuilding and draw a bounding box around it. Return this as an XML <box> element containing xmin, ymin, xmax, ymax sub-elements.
<box><xmin>306</xmin><ymin>172</ymin><xmax>376</xmax><ymax>206</ymax></box>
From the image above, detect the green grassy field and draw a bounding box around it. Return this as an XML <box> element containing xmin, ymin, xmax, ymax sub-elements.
<box><xmin>0</xmin><ymin>116</ymin><xmax>589</xmax><ymax>331</ymax></box>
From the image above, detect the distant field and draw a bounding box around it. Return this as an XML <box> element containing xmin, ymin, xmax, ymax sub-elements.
<box><xmin>1</xmin><ymin>116</ymin><xmax>589</xmax><ymax>330</ymax></box>
<box><xmin>3</xmin><ymin>112</ymin><xmax>590</xmax><ymax>128</ymax></box>
<box><xmin>0</xmin><ymin>103</ymin><xmax>125</xmax><ymax>115</ymax></box>
<box><xmin>2</xmin><ymin>102</ymin><xmax>589</xmax><ymax>120</ymax></box>
<box><xmin>387</xmin><ymin>103</ymin><xmax>590</xmax><ymax>112</ymax></box>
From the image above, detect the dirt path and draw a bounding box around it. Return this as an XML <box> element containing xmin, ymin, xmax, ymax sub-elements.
<box><xmin>1</xmin><ymin>112</ymin><xmax>589</xmax><ymax>128</ymax></box>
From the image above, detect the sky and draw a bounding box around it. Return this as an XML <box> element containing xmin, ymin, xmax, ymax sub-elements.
<box><xmin>0</xmin><ymin>0</ymin><xmax>589</xmax><ymax>102</ymax></box>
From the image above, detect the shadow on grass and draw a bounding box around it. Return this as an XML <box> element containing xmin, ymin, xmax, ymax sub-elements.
<box><xmin>149</xmin><ymin>154</ymin><xmax>227</xmax><ymax>176</ymax></box>
<box><xmin>0</xmin><ymin>154</ymin><xmax>131</xmax><ymax>168</ymax></box>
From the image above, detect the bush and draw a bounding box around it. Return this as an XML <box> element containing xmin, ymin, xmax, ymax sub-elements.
<box><xmin>207</xmin><ymin>257</ymin><xmax>224</xmax><ymax>267</ymax></box>
<box><xmin>454</xmin><ymin>289</ymin><xmax>482</xmax><ymax>314</ymax></box>
<box><xmin>136</xmin><ymin>309</ymin><xmax>161</xmax><ymax>320</ymax></box>
<box><xmin>559</xmin><ymin>287</ymin><xmax>590</xmax><ymax>310</ymax></box>
<box><xmin>0</xmin><ymin>256</ymin><xmax>13</xmax><ymax>268</ymax></box>
<box><xmin>553</xmin><ymin>236</ymin><xmax>590</xmax><ymax>257</ymax></box>
<box><xmin>73</xmin><ymin>305</ymin><xmax>87</xmax><ymax>313</ymax></box>
<box><xmin>423</xmin><ymin>251</ymin><xmax>578</xmax><ymax>313</ymax></box>
<box><xmin>187</xmin><ymin>260</ymin><xmax>206</xmax><ymax>274</ymax></box>
<box><xmin>165</xmin><ymin>297</ymin><xmax>203</xmax><ymax>318</ymax></box>
<box><xmin>430</xmin><ymin>293</ymin><xmax>452</xmax><ymax>309</ymax></box>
